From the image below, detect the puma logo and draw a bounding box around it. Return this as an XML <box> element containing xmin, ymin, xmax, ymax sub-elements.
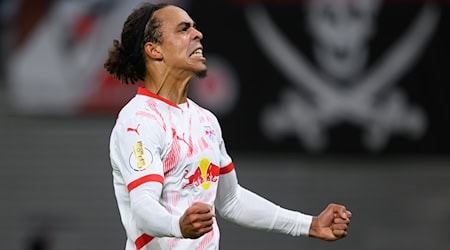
<box><xmin>127</xmin><ymin>124</ymin><xmax>141</xmax><ymax>135</ymax></box>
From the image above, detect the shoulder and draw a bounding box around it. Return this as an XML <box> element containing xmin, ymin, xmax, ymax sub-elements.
<box><xmin>113</xmin><ymin>96</ymin><xmax>166</xmax><ymax>135</ymax></box>
<box><xmin>117</xmin><ymin>95</ymin><xmax>169</xmax><ymax>122</ymax></box>
<box><xmin>188</xmin><ymin>99</ymin><xmax>220</xmax><ymax>124</ymax></box>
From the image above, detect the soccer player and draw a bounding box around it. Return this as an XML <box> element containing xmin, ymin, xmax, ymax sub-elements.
<box><xmin>104</xmin><ymin>2</ymin><xmax>352</xmax><ymax>249</ymax></box>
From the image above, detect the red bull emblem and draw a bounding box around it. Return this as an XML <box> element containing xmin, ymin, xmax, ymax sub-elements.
<box><xmin>183</xmin><ymin>158</ymin><xmax>219</xmax><ymax>190</ymax></box>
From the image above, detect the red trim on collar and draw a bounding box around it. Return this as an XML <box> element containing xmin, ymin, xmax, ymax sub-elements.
<box><xmin>137</xmin><ymin>87</ymin><xmax>185</xmax><ymax>109</ymax></box>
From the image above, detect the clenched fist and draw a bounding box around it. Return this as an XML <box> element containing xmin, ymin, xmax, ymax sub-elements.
<box><xmin>179</xmin><ymin>202</ymin><xmax>215</xmax><ymax>239</ymax></box>
<box><xmin>309</xmin><ymin>203</ymin><xmax>352</xmax><ymax>241</ymax></box>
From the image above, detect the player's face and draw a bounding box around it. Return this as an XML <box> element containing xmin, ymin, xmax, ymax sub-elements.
<box><xmin>154</xmin><ymin>6</ymin><xmax>207</xmax><ymax>78</ymax></box>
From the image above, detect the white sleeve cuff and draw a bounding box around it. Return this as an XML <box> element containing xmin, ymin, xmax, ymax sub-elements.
<box><xmin>273</xmin><ymin>207</ymin><xmax>313</xmax><ymax>236</ymax></box>
<box><xmin>171</xmin><ymin>215</ymin><xmax>183</xmax><ymax>238</ymax></box>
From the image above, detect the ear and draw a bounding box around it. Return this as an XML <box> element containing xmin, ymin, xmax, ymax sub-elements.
<box><xmin>144</xmin><ymin>42</ymin><xmax>163</xmax><ymax>60</ymax></box>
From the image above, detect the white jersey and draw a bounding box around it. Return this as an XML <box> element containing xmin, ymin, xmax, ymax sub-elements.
<box><xmin>110</xmin><ymin>87</ymin><xmax>234</xmax><ymax>249</ymax></box>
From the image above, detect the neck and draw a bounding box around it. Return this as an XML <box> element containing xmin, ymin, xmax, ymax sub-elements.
<box><xmin>144</xmin><ymin>69</ymin><xmax>191</xmax><ymax>105</ymax></box>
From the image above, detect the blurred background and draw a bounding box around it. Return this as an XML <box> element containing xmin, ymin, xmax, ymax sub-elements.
<box><xmin>0</xmin><ymin>0</ymin><xmax>449</xmax><ymax>249</ymax></box>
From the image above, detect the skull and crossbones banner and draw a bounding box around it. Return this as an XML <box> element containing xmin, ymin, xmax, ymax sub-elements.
<box><xmin>188</xmin><ymin>0</ymin><xmax>450</xmax><ymax>154</ymax></box>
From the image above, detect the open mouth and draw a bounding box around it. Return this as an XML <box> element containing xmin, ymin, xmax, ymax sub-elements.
<box><xmin>190</xmin><ymin>48</ymin><xmax>204</xmax><ymax>58</ymax></box>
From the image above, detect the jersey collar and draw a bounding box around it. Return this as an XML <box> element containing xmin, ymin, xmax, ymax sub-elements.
<box><xmin>136</xmin><ymin>87</ymin><xmax>189</xmax><ymax>109</ymax></box>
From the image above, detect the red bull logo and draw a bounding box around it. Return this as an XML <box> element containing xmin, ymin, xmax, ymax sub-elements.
<box><xmin>183</xmin><ymin>158</ymin><xmax>220</xmax><ymax>190</ymax></box>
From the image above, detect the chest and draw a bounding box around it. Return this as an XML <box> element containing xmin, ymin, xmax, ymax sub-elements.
<box><xmin>161</xmin><ymin>112</ymin><xmax>221</xmax><ymax>196</ymax></box>
<box><xmin>162</xmin><ymin>110</ymin><xmax>221</xmax><ymax>176</ymax></box>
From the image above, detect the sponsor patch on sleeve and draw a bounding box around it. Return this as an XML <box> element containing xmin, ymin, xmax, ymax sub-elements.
<box><xmin>128</xmin><ymin>141</ymin><xmax>153</xmax><ymax>171</ymax></box>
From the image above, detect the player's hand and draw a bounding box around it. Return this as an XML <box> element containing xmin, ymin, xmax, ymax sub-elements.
<box><xmin>309</xmin><ymin>203</ymin><xmax>352</xmax><ymax>241</ymax></box>
<box><xmin>179</xmin><ymin>202</ymin><xmax>215</xmax><ymax>239</ymax></box>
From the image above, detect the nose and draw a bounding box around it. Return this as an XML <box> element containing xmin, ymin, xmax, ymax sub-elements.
<box><xmin>192</xmin><ymin>27</ymin><xmax>203</xmax><ymax>40</ymax></box>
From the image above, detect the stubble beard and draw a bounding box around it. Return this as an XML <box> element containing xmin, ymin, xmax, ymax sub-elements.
<box><xmin>196</xmin><ymin>68</ymin><xmax>207</xmax><ymax>79</ymax></box>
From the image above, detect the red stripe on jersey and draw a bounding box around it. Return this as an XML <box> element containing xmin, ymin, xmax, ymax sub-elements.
<box><xmin>135</xmin><ymin>233</ymin><xmax>154</xmax><ymax>249</ymax></box>
<box><xmin>127</xmin><ymin>174</ymin><xmax>164</xmax><ymax>192</ymax></box>
<box><xmin>220</xmin><ymin>163</ymin><xmax>234</xmax><ymax>175</ymax></box>
<box><xmin>137</xmin><ymin>87</ymin><xmax>180</xmax><ymax>109</ymax></box>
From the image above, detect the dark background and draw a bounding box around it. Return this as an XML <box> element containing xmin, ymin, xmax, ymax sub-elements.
<box><xmin>188</xmin><ymin>0</ymin><xmax>450</xmax><ymax>155</ymax></box>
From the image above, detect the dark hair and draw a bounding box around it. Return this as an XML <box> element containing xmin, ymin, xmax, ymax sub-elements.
<box><xmin>104</xmin><ymin>3</ymin><xmax>169</xmax><ymax>84</ymax></box>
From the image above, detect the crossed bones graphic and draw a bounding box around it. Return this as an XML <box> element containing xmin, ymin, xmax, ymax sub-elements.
<box><xmin>245</xmin><ymin>4</ymin><xmax>440</xmax><ymax>151</ymax></box>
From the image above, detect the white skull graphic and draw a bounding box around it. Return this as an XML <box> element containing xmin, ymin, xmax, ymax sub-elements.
<box><xmin>306</xmin><ymin>0</ymin><xmax>381</xmax><ymax>83</ymax></box>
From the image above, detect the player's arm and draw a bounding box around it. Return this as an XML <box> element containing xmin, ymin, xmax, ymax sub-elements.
<box><xmin>211</xmin><ymin>120</ymin><xmax>311</xmax><ymax>236</ymax></box>
<box><xmin>130</xmin><ymin>178</ymin><xmax>214</xmax><ymax>239</ymax></box>
<box><xmin>212</xmin><ymin>115</ymin><xmax>351</xmax><ymax>240</ymax></box>
<box><xmin>113</xmin><ymin>119</ymin><xmax>182</xmax><ymax>238</ymax></box>
<box><xmin>210</xmin><ymin>119</ymin><xmax>311</xmax><ymax>236</ymax></box>
<box><xmin>215</xmin><ymin>169</ymin><xmax>312</xmax><ymax>236</ymax></box>
<box><xmin>215</xmin><ymin>169</ymin><xmax>352</xmax><ymax>240</ymax></box>
<box><xmin>129</xmin><ymin>182</ymin><xmax>183</xmax><ymax>237</ymax></box>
